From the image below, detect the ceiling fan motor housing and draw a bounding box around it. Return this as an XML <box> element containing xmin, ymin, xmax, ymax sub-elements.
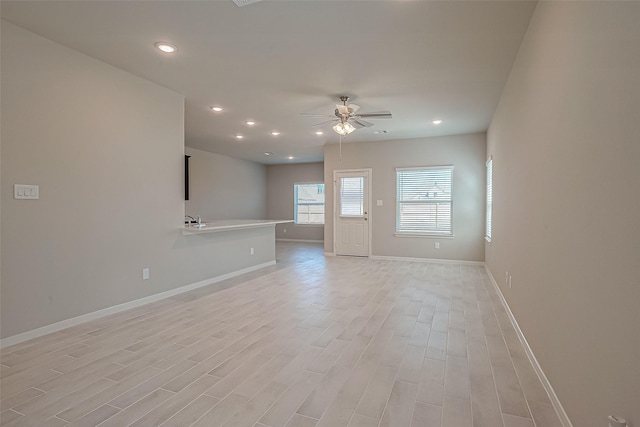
<box><xmin>335</xmin><ymin>108</ymin><xmax>354</xmax><ymax>119</ymax></box>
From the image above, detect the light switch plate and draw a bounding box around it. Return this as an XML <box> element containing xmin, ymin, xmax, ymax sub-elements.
<box><xmin>377</xmin><ymin>200</ymin><xmax>383</xmax><ymax>206</ymax></box>
<box><xmin>14</xmin><ymin>184</ymin><xmax>39</xmax><ymax>199</ymax></box>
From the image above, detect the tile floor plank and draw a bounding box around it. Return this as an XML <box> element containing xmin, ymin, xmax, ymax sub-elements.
<box><xmin>378</xmin><ymin>380</ymin><xmax>418</xmax><ymax>427</ymax></box>
<box><xmin>259</xmin><ymin>370</ymin><xmax>323</xmax><ymax>427</ymax></box>
<box><xmin>130</xmin><ymin>373</ymin><xmax>221</xmax><ymax>426</ymax></box>
<box><xmin>411</xmin><ymin>401</ymin><xmax>442</xmax><ymax>427</ymax></box>
<box><xmin>192</xmin><ymin>393</ymin><xmax>249</xmax><ymax>427</ymax></box>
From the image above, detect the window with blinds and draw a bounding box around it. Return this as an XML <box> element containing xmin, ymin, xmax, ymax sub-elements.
<box><xmin>486</xmin><ymin>158</ymin><xmax>492</xmax><ymax>242</ymax></box>
<box><xmin>294</xmin><ymin>183</ymin><xmax>325</xmax><ymax>225</ymax></box>
<box><xmin>396</xmin><ymin>166</ymin><xmax>453</xmax><ymax>235</ymax></box>
<box><xmin>340</xmin><ymin>177</ymin><xmax>364</xmax><ymax>216</ymax></box>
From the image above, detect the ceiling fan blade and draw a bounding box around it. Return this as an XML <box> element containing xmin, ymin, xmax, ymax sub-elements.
<box><xmin>357</xmin><ymin>111</ymin><xmax>393</xmax><ymax>119</ymax></box>
<box><xmin>313</xmin><ymin>119</ymin><xmax>338</xmax><ymax>128</ymax></box>
<box><xmin>347</xmin><ymin>104</ymin><xmax>360</xmax><ymax>114</ymax></box>
<box><xmin>301</xmin><ymin>113</ymin><xmax>335</xmax><ymax>118</ymax></box>
<box><xmin>336</xmin><ymin>104</ymin><xmax>350</xmax><ymax>115</ymax></box>
<box><xmin>351</xmin><ymin>118</ymin><xmax>375</xmax><ymax>128</ymax></box>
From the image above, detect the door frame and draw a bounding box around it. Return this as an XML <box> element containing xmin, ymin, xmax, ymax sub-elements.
<box><xmin>333</xmin><ymin>168</ymin><xmax>373</xmax><ymax>257</ymax></box>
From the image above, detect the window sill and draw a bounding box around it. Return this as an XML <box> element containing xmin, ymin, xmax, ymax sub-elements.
<box><xmin>294</xmin><ymin>223</ymin><xmax>325</xmax><ymax>227</ymax></box>
<box><xmin>394</xmin><ymin>232</ymin><xmax>455</xmax><ymax>239</ymax></box>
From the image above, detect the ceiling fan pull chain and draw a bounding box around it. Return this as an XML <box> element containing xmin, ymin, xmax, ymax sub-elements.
<box><xmin>339</xmin><ymin>135</ymin><xmax>342</xmax><ymax>162</ymax></box>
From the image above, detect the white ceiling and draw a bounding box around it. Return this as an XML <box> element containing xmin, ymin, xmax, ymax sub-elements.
<box><xmin>1</xmin><ymin>0</ymin><xmax>537</xmax><ymax>164</ymax></box>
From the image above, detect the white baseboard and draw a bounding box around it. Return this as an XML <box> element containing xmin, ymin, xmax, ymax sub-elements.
<box><xmin>276</xmin><ymin>238</ymin><xmax>324</xmax><ymax>243</ymax></box>
<box><xmin>484</xmin><ymin>266</ymin><xmax>572</xmax><ymax>427</ymax></box>
<box><xmin>370</xmin><ymin>255</ymin><xmax>485</xmax><ymax>266</ymax></box>
<box><xmin>0</xmin><ymin>261</ymin><xmax>276</xmax><ymax>349</ymax></box>
<box><xmin>324</xmin><ymin>252</ymin><xmax>336</xmax><ymax>256</ymax></box>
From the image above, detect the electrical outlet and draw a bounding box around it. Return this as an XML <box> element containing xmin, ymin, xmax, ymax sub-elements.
<box><xmin>283</xmin><ymin>228</ymin><xmax>287</xmax><ymax>233</ymax></box>
<box><xmin>250</xmin><ymin>247</ymin><xmax>254</xmax><ymax>255</ymax></box>
<box><xmin>509</xmin><ymin>275</ymin><xmax>512</xmax><ymax>289</ymax></box>
<box><xmin>434</xmin><ymin>242</ymin><xmax>440</xmax><ymax>249</ymax></box>
<box><xmin>142</xmin><ymin>268</ymin><xmax>150</xmax><ymax>280</ymax></box>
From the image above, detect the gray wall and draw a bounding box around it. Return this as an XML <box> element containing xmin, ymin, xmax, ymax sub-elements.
<box><xmin>324</xmin><ymin>134</ymin><xmax>486</xmax><ymax>261</ymax></box>
<box><xmin>1</xmin><ymin>22</ymin><xmax>274</xmax><ymax>340</ymax></box>
<box><xmin>486</xmin><ymin>2</ymin><xmax>640</xmax><ymax>426</ymax></box>
<box><xmin>266</xmin><ymin>162</ymin><xmax>324</xmax><ymax>241</ymax></box>
<box><xmin>185</xmin><ymin>147</ymin><xmax>266</xmax><ymax>221</ymax></box>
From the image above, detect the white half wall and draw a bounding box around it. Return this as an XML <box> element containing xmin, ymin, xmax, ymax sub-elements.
<box><xmin>486</xmin><ymin>2</ymin><xmax>640</xmax><ymax>426</ymax></box>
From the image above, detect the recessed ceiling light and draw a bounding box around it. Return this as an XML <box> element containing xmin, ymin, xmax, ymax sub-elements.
<box><xmin>235</xmin><ymin>135</ymin><xmax>244</xmax><ymax>139</ymax></box>
<box><xmin>432</xmin><ymin>119</ymin><xmax>443</xmax><ymax>125</ymax></box>
<box><xmin>271</xmin><ymin>131</ymin><xmax>280</xmax><ymax>136</ymax></box>
<box><xmin>264</xmin><ymin>152</ymin><xmax>273</xmax><ymax>156</ymax></box>
<box><xmin>245</xmin><ymin>121</ymin><xmax>256</xmax><ymax>126</ymax></box>
<box><xmin>211</xmin><ymin>106</ymin><xmax>223</xmax><ymax>112</ymax></box>
<box><xmin>154</xmin><ymin>42</ymin><xmax>177</xmax><ymax>53</ymax></box>
<box><xmin>315</xmin><ymin>131</ymin><xmax>323</xmax><ymax>135</ymax></box>
<box><xmin>288</xmin><ymin>156</ymin><xmax>294</xmax><ymax>160</ymax></box>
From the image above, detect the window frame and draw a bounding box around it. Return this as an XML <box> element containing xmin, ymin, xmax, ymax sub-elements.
<box><xmin>485</xmin><ymin>157</ymin><xmax>493</xmax><ymax>243</ymax></box>
<box><xmin>395</xmin><ymin>165</ymin><xmax>454</xmax><ymax>237</ymax></box>
<box><xmin>293</xmin><ymin>182</ymin><xmax>325</xmax><ymax>226</ymax></box>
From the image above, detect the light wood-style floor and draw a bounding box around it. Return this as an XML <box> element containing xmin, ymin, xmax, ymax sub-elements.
<box><xmin>0</xmin><ymin>242</ymin><xmax>562</xmax><ymax>427</ymax></box>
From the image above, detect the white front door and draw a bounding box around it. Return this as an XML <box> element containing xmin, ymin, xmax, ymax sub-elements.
<box><xmin>335</xmin><ymin>170</ymin><xmax>370</xmax><ymax>257</ymax></box>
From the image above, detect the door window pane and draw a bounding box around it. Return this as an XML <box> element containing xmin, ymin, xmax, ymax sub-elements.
<box><xmin>340</xmin><ymin>177</ymin><xmax>364</xmax><ymax>216</ymax></box>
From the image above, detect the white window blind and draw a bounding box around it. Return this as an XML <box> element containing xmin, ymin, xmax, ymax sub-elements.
<box><xmin>396</xmin><ymin>166</ymin><xmax>453</xmax><ymax>235</ymax></box>
<box><xmin>294</xmin><ymin>183</ymin><xmax>325</xmax><ymax>225</ymax></box>
<box><xmin>486</xmin><ymin>158</ymin><xmax>493</xmax><ymax>241</ymax></box>
<box><xmin>340</xmin><ymin>177</ymin><xmax>364</xmax><ymax>216</ymax></box>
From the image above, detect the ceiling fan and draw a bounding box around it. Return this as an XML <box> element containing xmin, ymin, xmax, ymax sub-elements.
<box><xmin>302</xmin><ymin>96</ymin><xmax>392</xmax><ymax>136</ymax></box>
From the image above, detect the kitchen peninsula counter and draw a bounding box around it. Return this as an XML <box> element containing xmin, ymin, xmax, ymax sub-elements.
<box><xmin>182</xmin><ymin>219</ymin><xmax>292</xmax><ymax>235</ymax></box>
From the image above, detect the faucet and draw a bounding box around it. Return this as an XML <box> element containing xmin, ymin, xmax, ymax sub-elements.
<box><xmin>185</xmin><ymin>215</ymin><xmax>195</xmax><ymax>227</ymax></box>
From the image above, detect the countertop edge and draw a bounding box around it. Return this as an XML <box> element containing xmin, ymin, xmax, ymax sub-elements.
<box><xmin>182</xmin><ymin>219</ymin><xmax>293</xmax><ymax>234</ymax></box>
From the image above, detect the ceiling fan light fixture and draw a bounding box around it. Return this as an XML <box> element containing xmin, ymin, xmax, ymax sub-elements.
<box><xmin>343</xmin><ymin>122</ymin><xmax>355</xmax><ymax>134</ymax></box>
<box><xmin>333</xmin><ymin>121</ymin><xmax>355</xmax><ymax>135</ymax></box>
<box><xmin>432</xmin><ymin>119</ymin><xmax>443</xmax><ymax>125</ymax></box>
